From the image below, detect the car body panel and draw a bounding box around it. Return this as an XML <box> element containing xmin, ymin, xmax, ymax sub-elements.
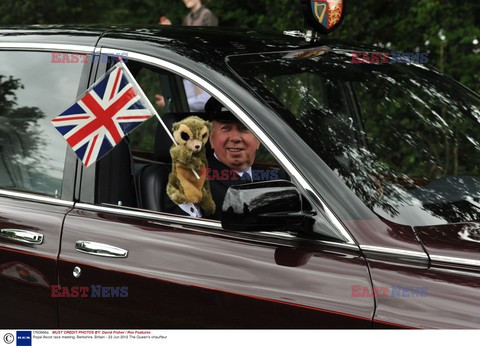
<box><xmin>0</xmin><ymin>194</ymin><xmax>73</xmax><ymax>328</ymax></box>
<box><xmin>0</xmin><ymin>30</ymin><xmax>95</xmax><ymax>328</ymax></box>
<box><xmin>415</xmin><ymin>223</ymin><xmax>480</xmax><ymax>266</ymax></box>
<box><xmin>369</xmin><ymin>260</ymin><xmax>480</xmax><ymax>328</ymax></box>
<box><xmin>58</xmin><ymin>205</ymin><xmax>373</xmax><ymax>328</ymax></box>
<box><xmin>345</xmin><ymin>219</ymin><xmax>428</xmax><ymax>255</ymax></box>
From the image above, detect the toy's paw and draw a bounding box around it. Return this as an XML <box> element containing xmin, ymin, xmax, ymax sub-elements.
<box><xmin>168</xmin><ymin>191</ymin><xmax>187</xmax><ymax>205</ymax></box>
<box><xmin>167</xmin><ymin>179</ymin><xmax>187</xmax><ymax>205</ymax></box>
<box><xmin>184</xmin><ymin>187</ymin><xmax>203</xmax><ymax>204</ymax></box>
<box><xmin>170</xmin><ymin>145</ymin><xmax>193</xmax><ymax>165</ymax></box>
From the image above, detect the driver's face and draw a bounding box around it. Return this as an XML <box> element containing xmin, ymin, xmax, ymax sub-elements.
<box><xmin>210</xmin><ymin>121</ymin><xmax>260</xmax><ymax>170</ymax></box>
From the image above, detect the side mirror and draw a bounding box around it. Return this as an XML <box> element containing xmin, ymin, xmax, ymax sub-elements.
<box><xmin>221</xmin><ymin>180</ymin><xmax>343</xmax><ymax>241</ymax></box>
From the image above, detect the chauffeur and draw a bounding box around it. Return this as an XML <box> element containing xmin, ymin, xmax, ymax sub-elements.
<box><xmin>166</xmin><ymin>98</ymin><xmax>261</xmax><ymax>219</ymax></box>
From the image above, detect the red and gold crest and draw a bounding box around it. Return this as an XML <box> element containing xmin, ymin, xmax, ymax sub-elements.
<box><xmin>301</xmin><ymin>0</ymin><xmax>345</xmax><ymax>34</ymax></box>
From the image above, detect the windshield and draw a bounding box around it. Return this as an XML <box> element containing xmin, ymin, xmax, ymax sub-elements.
<box><xmin>227</xmin><ymin>47</ymin><xmax>480</xmax><ymax>226</ymax></box>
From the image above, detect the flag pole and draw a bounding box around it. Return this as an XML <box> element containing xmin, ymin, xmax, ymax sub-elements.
<box><xmin>119</xmin><ymin>59</ymin><xmax>200</xmax><ymax>180</ymax></box>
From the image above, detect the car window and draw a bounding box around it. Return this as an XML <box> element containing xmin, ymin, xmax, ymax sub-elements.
<box><xmin>228</xmin><ymin>49</ymin><xmax>480</xmax><ymax>226</ymax></box>
<box><xmin>351</xmin><ymin>70</ymin><xmax>480</xmax><ymax>225</ymax></box>
<box><xmin>128</xmin><ymin>65</ymin><xmax>186</xmax><ymax>162</ymax></box>
<box><xmin>252</xmin><ymin>70</ymin><xmax>359</xmax><ymax>168</ymax></box>
<box><xmin>0</xmin><ymin>50</ymin><xmax>85</xmax><ymax>197</ymax></box>
<box><xmin>95</xmin><ymin>59</ymin><xmax>287</xmax><ymax>218</ymax></box>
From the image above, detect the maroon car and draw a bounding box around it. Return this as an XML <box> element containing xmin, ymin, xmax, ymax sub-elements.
<box><xmin>0</xmin><ymin>22</ymin><xmax>479</xmax><ymax>329</ymax></box>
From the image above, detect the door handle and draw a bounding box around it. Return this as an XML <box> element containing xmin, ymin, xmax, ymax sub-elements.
<box><xmin>0</xmin><ymin>229</ymin><xmax>44</xmax><ymax>245</ymax></box>
<box><xmin>75</xmin><ymin>241</ymin><xmax>128</xmax><ymax>258</ymax></box>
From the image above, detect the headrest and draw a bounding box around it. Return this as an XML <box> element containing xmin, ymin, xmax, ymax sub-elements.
<box><xmin>154</xmin><ymin>112</ymin><xmax>210</xmax><ymax>163</ymax></box>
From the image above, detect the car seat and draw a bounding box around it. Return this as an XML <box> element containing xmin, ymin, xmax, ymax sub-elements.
<box><xmin>96</xmin><ymin>139</ymin><xmax>137</xmax><ymax>207</ymax></box>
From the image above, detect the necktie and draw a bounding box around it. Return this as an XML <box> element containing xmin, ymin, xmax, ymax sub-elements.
<box><xmin>241</xmin><ymin>172</ymin><xmax>252</xmax><ymax>182</ymax></box>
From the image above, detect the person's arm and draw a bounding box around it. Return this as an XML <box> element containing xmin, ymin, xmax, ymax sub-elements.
<box><xmin>159</xmin><ymin>16</ymin><xmax>172</xmax><ymax>25</ymax></box>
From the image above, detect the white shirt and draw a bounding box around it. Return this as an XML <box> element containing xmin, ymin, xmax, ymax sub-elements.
<box><xmin>178</xmin><ymin>202</ymin><xmax>203</xmax><ymax>217</ymax></box>
<box><xmin>183</xmin><ymin>80</ymin><xmax>211</xmax><ymax>112</ymax></box>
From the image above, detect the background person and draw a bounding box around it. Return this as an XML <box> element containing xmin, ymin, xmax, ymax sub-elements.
<box><xmin>157</xmin><ymin>1</ymin><xmax>218</xmax><ymax>111</ymax></box>
<box><xmin>155</xmin><ymin>80</ymin><xmax>211</xmax><ymax>113</ymax></box>
<box><xmin>159</xmin><ymin>0</ymin><xmax>218</xmax><ymax>27</ymax></box>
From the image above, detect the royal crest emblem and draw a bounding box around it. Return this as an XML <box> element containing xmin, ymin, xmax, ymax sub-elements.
<box><xmin>301</xmin><ymin>0</ymin><xmax>344</xmax><ymax>34</ymax></box>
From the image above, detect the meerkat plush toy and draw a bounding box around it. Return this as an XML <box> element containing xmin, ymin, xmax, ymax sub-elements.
<box><xmin>167</xmin><ymin>116</ymin><xmax>216</xmax><ymax>215</ymax></box>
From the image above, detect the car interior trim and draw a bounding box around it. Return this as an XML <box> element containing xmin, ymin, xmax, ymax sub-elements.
<box><xmin>0</xmin><ymin>189</ymin><xmax>74</xmax><ymax>207</ymax></box>
<box><xmin>99</xmin><ymin>47</ymin><xmax>357</xmax><ymax>246</ymax></box>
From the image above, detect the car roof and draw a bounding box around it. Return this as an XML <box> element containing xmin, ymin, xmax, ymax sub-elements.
<box><xmin>0</xmin><ymin>25</ymin><xmax>376</xmax><ymax>58</ymax></box>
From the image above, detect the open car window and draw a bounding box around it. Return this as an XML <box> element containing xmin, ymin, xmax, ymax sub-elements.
<box><xmin>94</xmin><ymin>59</ymin><xmax>289</xmax><ymax>221</ymax></box>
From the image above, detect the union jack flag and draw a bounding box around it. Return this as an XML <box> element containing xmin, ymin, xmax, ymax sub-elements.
<box><xmin>51</xmin><ymin>61</ymin><xmax>155</xmax><ymax>167</ymax></box>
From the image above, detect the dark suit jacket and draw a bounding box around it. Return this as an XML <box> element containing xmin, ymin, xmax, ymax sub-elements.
<box><xmin>208</xmin><ymin>156</ymin><xmax>253</xmax><ymax>220</ymax></box>
<box><xmin>164</xmin><ymin>155</ymin><xmax>252</xmax><ymax>219</ymax></box>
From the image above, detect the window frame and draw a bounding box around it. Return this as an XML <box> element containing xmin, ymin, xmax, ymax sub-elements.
<box><xmin>78</xmin><ymin>47</ymin><xmax>356</xmax><ymax>246</ymax></box>
<box><xmin>0</xmin><ymin>44</ymin><xmax>95</xmax><ymax>204</ymax></box>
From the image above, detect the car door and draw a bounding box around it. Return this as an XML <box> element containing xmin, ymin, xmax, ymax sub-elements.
<box><xmin>0</xmin><ymin>41</ymin><xmax>94</xmax><ymax>328</ymax></box>
<box><xmin>56</xmin><ymin>46</ymin><xmax>375</xmax><ymax>328</ymax></box>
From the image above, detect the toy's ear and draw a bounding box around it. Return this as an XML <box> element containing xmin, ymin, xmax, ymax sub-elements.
<box><xmin>172</xmin><ymin>121</ymin><xmax>180</xmax><ymax>132</ymax></box>
<box><xmin>203</xmin><ymin>121</ymin><xmax>212</xmax><ymax>133</ymax></box>
<box><xmin>199</xmin><ymin>124</ymin><xmax>209</xmax><ymax>145</ymax></box>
